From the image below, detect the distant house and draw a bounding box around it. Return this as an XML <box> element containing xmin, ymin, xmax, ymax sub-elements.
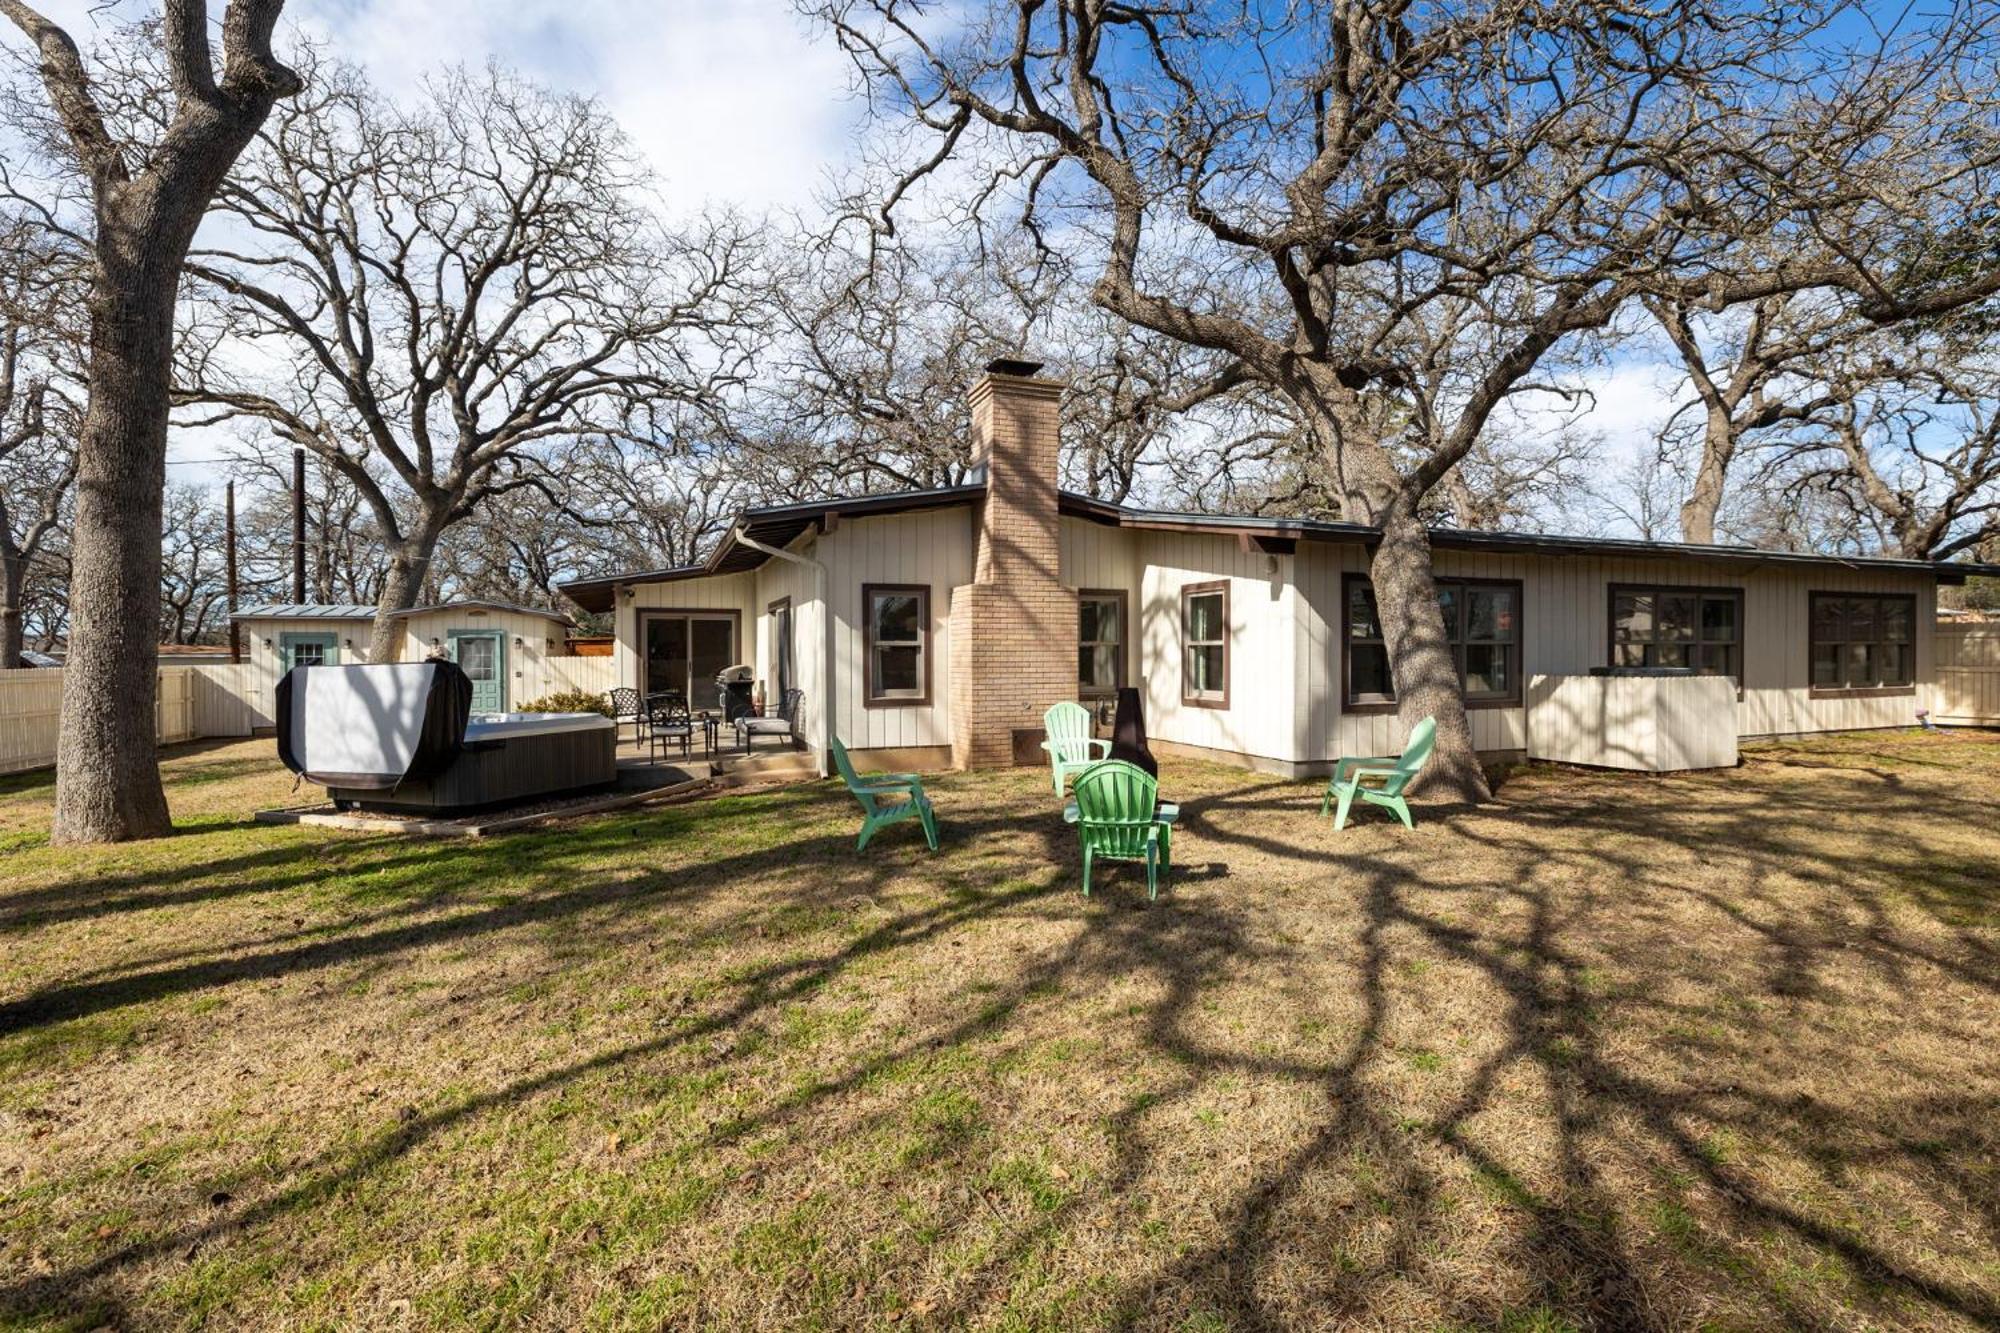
<box><xmin>232</xmin><ymin>600</ymin><xmax>579</xmax><ymax>714</ymax></box>
<box><xmin>560</xmin><ymin>358</ymin><xmax>2000</xmax><ymax>777</ymax></box>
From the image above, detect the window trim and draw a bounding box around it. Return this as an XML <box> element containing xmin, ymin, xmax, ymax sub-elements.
<box><xmin>278</xmin><ymin>630</ymin><xmax>339</xmax><ymax>671</ymax></box>
<box><xmin>1806</xmin><ymin>590</ymin><xmax>1918</xmax><ymax>698</ymax></box>
<box><xmin>1180</xmin><ymin>580</ymin><xmax>1230</xmax><ymax>709</ymax></box>
<box><xmin>1340</xmin><ymin>573</ymin><xmax>1524</xmax><ymax>715</ymax></box>
<box><xmin>1605</xmin><ymin>582</ymin><xmax>1747</xmax><ymax>701</ymax></box>
<box><xmin>1078</xmin><ymin>587</ymin><xmax>1128</xmax><ymax>698</ymax></box>
<box><xmin>862</xmin><ymin>583</ymin><xmax>932</xmax><ymax>708</ymax></box>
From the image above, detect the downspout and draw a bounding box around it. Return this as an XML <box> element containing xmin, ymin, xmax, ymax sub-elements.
<box><xmin>731</xmin><ymin>527</ymin><xmax>832</xmax><ymax>777</ymax></box>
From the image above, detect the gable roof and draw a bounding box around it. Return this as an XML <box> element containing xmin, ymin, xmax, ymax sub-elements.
<box><xmin>556</xmin><ymin>484</ymin><xmax>2000</xmax><ymax>614</ymax></box>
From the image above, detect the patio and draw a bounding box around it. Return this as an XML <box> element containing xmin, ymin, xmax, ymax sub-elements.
<box><xmin>2</xmin><ymin>729</ymin><xmax>1996</xmax><ymax>1330</ymax></box>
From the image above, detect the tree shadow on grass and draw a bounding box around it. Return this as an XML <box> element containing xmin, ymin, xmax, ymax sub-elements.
<box><xmin>4</xmin><ymin>747</ymin><xmax>1997</xmax><ymax>1329</ymax></box>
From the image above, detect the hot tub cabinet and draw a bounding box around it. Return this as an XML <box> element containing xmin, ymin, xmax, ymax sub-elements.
<box><xmin>329</xmin><ymin>712</ymin><xmax>616</xmax><ymax>813</ymax></box>
<box><xmin>1527</xmin><ymin>673</ymin><xmax>1740</xmax><ymax>772</ymax></box>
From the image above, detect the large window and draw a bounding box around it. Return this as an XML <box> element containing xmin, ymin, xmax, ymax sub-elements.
<box><xmin>1343</xmin><ymin>575</ymin><xmax>1521</xmax><ymax>710</ymax></box>
<box><xmin>1078</xmin><ymin>590</ymin><xmax>1126</xmax><ymax>696</ymax></box>
<box><xmin>1181</xmin><ymin>581</ymin><xmax>1228</xmax><ymax>707</ymax></box>
<box><xmin>1610</xmin><ymin>585</ymin><xmax>1744</xmax><ymax>684</ymax></box>
<box><xmin>864</xmin><ymin>584</ymin><xmax>930</xmax><ymax>705</ymax></box>
<box><xmin>1809</xmin><ymin>592</ymin><xmax>1914</xmax><ymax>693</ymax></box>
<box><xmin>640</xmin><ymin>611</ymin><xmax>738</xmax><ymax>705</ymax></box>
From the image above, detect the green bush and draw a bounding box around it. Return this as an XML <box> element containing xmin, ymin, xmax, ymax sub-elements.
<box><xmin>516</xmin><ymin>689</ymin><xmax>613</xmax><ymax>717</ymax></box>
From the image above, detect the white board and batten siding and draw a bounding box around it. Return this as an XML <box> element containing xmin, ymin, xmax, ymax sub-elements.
<box><xmin>752</xmin><ymin>533</ymin><xmax>825</xmax><ymax>756</ymax></box>
<box><xmin>819</xmin><ymin>507</ymin><xmax>974</xmax><ymax>752</ymax></box>
<box><xmin>1527</xmin><ymin>674</ymin><xmax>1740</xmax><ymax>772</ymax></box>
<box><xmin>613</xmin><ymin>570</ymin><xmax>761</xmax><ymax>705</ymax></box>
<box><xmin>1131</xmin><ymin>528</ymin><xmax>1302</xmax><ymax>764</ymax></box>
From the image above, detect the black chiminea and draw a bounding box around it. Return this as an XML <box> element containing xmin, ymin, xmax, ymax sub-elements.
<box><xmin>1106</xmin><ymin>686</ymin><xmax>1157</xmax><ymax>778</ymax></box>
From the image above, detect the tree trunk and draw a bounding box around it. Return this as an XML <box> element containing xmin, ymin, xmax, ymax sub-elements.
<box><xmin>1678</xmin><ymin>408</ymin><xmax>1735</xmax><ymax>545</ymax></box>
<box><xmin>1</xmin><ymin>546</ymin><xmax>24</xmax><ymax>668</ymax></box>
<box><xmin>366</xmin><ymin>524</ymin><xmax>443</xmax><ymax>663</ymax></box>
<box><xmin>1368</xmin><ymin>500</ymin><xmax>1492</xmax><ymax>804</ymax></box>
<box><xmin>51</xmin><ymin>267</ymin><xmax>176</xmax><ymax>842</ymax></box>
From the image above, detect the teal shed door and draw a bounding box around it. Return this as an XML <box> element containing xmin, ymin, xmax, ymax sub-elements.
<box><xmin>449</xmin><ymin>630</ymin><xmax>507</xmax><ymax>713</ymax></box>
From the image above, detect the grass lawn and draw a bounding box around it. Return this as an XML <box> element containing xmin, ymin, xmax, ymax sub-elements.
<box><xmin>1</xmin><ymin>731</ymin><xmax>1997</xmax><ymax>1331</ymax></box>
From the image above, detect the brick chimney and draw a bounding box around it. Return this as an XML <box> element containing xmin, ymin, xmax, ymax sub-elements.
<box><xmin>948</xmin><ymin>357</ymin><xmax>1079</xmax><ymax>768</ymax></box>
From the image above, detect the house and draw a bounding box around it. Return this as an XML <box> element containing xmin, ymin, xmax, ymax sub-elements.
<box><xmin>559</xmin><ymin>358</ymin><xmax>2000</xmax><ymax>777</ymax></box>
<box><xmin>232</xmin><ymin>600</ymin><xmax>581</xmax><ymax>714</ymax></box>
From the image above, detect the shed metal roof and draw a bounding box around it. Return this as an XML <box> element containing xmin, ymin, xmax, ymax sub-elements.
<box><xmin>232</xmin><ymin>603</ymin><xmax>376</xmax><ymax>621</ymax></box>
<box><xmin>234</xmin><ymin>599</ymin><xmax>574</xmax><ymax>625</ymax></box>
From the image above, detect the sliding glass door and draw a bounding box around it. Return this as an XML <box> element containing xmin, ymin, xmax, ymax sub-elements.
<box><xmin>641</xmin><ymin>612</ymin><xmax>737</xmax><ymax>708</ymax></box>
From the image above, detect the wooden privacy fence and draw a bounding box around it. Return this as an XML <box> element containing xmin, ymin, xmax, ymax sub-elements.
<box><xmin>1</xmin><ymin>667</ymin><xmax>197</xmax><ymax>776</ymax></box>
<box><xmin>1928</xmin><ymin>624</ymin><xmax>2000</xmax><ymax>725</ymax></box>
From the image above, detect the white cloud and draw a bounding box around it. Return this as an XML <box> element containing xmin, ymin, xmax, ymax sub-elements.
<box><xmin>294</xmin><ymin>0</ymin><xmax>862</xmax><ymax>212</ymax></box>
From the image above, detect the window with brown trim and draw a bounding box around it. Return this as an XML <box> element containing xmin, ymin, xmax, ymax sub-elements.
<box><xmin>863</xmin><ymin>584</ymin><xmax>930</xmax><ymax>706</ymax></box>
<box><xmin>1610</xmin><ymin>584</ymin><xmax>1744</xmax><ymax>683</ymax></box>
<box><xmin>1078</xmin><ymin>590</ymin><xmax>1126</xmax><ymax>696</ymax></box>
<box><xmin>1809</xmin><ymin>592</ymin><xmax>1914</xmax><ymax>694</ymax></box>
<box><xmin>1181</xmin><ymin>581</ymin><xmax>1228</xmax><ymax>707</ymax></box>
<box><xmin>1343</xmin><ymin>574</ymin><xmax>1522</xmax><ymax>711</ymax></box>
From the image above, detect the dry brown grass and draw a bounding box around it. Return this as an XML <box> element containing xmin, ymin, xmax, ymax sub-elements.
<box><xmin>1</xmin><ymin>729</ymin><xmax>1996</xmax><ymax>1331</ymax></box>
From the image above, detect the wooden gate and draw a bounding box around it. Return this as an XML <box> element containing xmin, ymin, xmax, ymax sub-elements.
<box><xmin>1928</xmin><ymin>624</ymin><xmax>2000</xmax><ymax>725</ymax></box>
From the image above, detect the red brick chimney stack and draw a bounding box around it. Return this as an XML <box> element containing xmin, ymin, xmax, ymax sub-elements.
<box><xmin>948</xmin><ymin>358</ymin><xmax>1080</xmax><ymax>769</ymax></box>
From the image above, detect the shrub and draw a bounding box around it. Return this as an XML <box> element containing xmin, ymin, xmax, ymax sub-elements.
<box><xmin>516</xmin><ymin>689</ymin><xmax>613</xmax><ymax>717</ymax></box>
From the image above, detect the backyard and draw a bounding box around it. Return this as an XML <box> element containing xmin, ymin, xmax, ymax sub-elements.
<box><xmin>1</xmin><ymin>732</ymin><xmax>1996</xmax><ymax>1331</ymax></box>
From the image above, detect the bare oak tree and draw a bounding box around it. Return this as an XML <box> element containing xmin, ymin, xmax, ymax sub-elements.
<box><xmin>0</xmin><ymin>0</ymin><xmax>299</xmax><ymax>841</ymax></box>
<box><xmin>175</xmin><ymin>60</ymin><xmax>759</xmax><ymax>661</ymax></box>
<box><xmin>0</xmin><ymin>217</ymin><xmax>82</xmax><ymax>667</ymax></box>
<box><xmin>808</xmin><ymin>0</ymin><xmax>1872</xmax><ymax>799</ymax></box>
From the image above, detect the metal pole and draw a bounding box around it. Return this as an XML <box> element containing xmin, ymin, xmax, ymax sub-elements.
<box><xmin>291</xmin><ymin>447</ymin><xmax>306</xmax><ymax>604</ymax></box>
<box><xmin>226</xmin><ymin>480</ymin><xmax>241</xmax><ymax>664</ymax></box>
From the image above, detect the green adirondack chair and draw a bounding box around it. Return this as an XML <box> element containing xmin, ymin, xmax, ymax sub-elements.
<box><xmin>830</xmin><ymin>738</ymin><xmax>939</xmax><ymax>852</ymax></box>
<box><xmin>1040</xmin><ymin>701</ymin><xmax>1111</xmax><ymax>797</ymax></box>
<box><xmin>1071</xmin><ymin>760</ymin><xmax>1171</xmax><ymax>900</ymax></box>
<box><xmin>1320</xmin><ymin>716</ymin><xmax>1437</xmax><ymax>831</ymax></box>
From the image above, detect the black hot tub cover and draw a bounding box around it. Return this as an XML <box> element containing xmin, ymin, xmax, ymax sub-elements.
<box><xmin>276</xmin><ymin>661</ymin><xmax>473</xmax><ymax>790</ymax></box>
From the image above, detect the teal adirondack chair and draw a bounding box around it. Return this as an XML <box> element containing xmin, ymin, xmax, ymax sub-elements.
<box><xmin>1040</xmin><ymin>701</ymin><xmax>1110</xmax><ymax>797</ymax></box>
<box><xmin>830</xmin><ymin>738</ymin><xmax>939</xmax><ymax>852</ymax></box>
<box><xmin>1321</xmin><ymin>716</ymin><xmax>1437</xmax><ymax>830</ymax></box>
<box><xmin>1071</xmin><ymin>760</ymin><xmax>1171</xmax><ymax>900</ymax></box>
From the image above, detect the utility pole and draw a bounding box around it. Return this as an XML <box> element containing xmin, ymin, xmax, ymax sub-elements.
<box><xmin>291</xmin><ymin>447</ymin><xmax>306</xmax><ymax>604</ymax></box>
<box><xmin>226</xmin><ymin>480</ymin><xmax>240</xmax><ymax>664</ymax></box>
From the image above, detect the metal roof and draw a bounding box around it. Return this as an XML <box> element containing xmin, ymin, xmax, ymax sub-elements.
<box><xmin>556</xmin><ymin>484</ymin><xmax>2000</xmax><ymax>614</ymax></box>
<box><xmin>232</xmin><ymin>603</ymin><xmax>377</xmax><ymax>621</ymax></box>
<box><xmin>388</xmin><ymin>599</ymin><xmax>573</xmax><ymax>625</ymax></box>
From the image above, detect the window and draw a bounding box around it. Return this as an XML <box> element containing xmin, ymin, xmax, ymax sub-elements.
<box><xmin>1610</xmin><ymin>585</ymin><xmax>1744</xmax><ymax>683</ymax></box>
<box><xmin>864</xmin><ymin>584</ymin><xmax>929</xmax><ymax>705</ymax></box>
<box><xmin>1343</xmin><ymin>574</ymin><xmax>1521</xmax><ymax>710</ymax></box>
<box><xmin>768</xmin><ymin>597</ymin><xmax>794</xmax><ymax>698</ymax></box>
<box><xmin>640</xmin><ymin>611</ymin><xmax>738</xmax><ymax>705</ymax></box>
<box><xmin>1181</xmin><ymin>581</ymin><xmax>1228</xmax><ymax>707</ymax></box>
<box><xmin>279</xmin><ymin>631</ymin><xmax>338</xmax><ymax>670</ymax></box>
<box><xmin>1078</xmin><ymin>590</ymin><xmax>1126</xmax><ymax>696</ymax></box>
<box><xmin>1809</xmin><ymin>592</ymin><xmax>1914</xmax><ymax>693</ymax></box>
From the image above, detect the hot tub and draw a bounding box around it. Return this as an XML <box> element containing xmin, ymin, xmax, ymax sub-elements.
<box><xmin>276</xmin><ymin>662</ymin><xmax>618</xmax><ymax>815</ymax></box>
<box><xmin>331</xmin><ymin>711</ymin><xmax>617</xmax><ymax>814</ymax></box>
